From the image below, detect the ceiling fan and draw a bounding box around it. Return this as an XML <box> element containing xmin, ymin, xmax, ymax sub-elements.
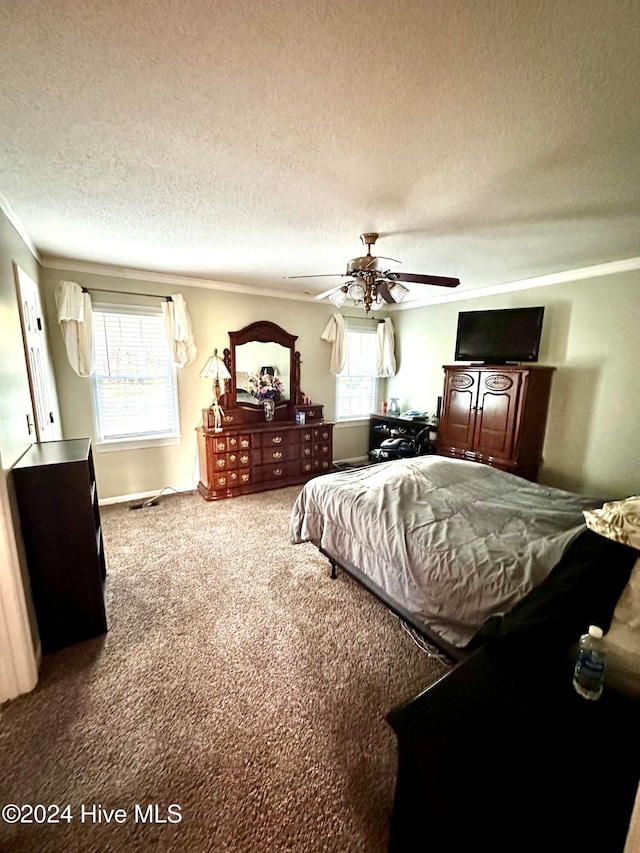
<box><xmin>286</xmin><ymin>233</ymin><xmax>460</xmax><ymax>313</ymax></box>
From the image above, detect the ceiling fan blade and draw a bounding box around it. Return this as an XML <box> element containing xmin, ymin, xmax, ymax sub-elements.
<box><xmin>375</xmin><ymin>281</ymin><xmax>395</xmax><ymax>304</ymax></box>
<box><xmin>313</xmin><ymin>283</ymin><xmax>344</xmax><ymax>301</ymax></box>
<box><xmin>394</xmin><ymin>272</ymin><xmax>460</xmax><ymax>288</ymax></box>
<box><xmin>284</xmin><ymin>273</ymin><xmax>346</xmax><ymax>279</ymax></box>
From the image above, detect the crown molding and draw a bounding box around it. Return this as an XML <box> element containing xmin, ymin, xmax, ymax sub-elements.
<box><xmin>40</xmin><ymin>255</ymin><xmax>315</xmax><ymax>303</ymax></box>
<box><xmin>0</xmin><ymin>194</ymin><xmax>40</xmax><ymax>263</ymax></box>
<box><xmin>393</xmin><ymin>257</ymin><xmax>640</xmax><ymax>310</ymax></box>
<box><xmin>36</xmin><ymin>252</ymin><xmax>640</xmax><ymax>311</ymax></box>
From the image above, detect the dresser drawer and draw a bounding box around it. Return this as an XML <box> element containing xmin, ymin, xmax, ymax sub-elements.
<box><xmin>313</xmin><ymin>426</ymin><xmax>332</xmax><ymax>442</ymax></box>
<box><xmin>237</xmin><ymin>468</ymin><xmax>251</xmax><ymax>486</ymax></box>
<box><xmin>213</xmin><ymin>436</ymin><xmax>229</xmax><ymax>453</ymax></box>
<box><xmin>312</xmin><ymin>457</ymin><xmax>333</xmax><ymax>473</ymax></box>
<box><xmin>216</xmin><ymin>467</ymin><xmax>251</xmax><ymax>489</ymax></box>
<box><xmin>204</xmin><ymin>408</ymin><xmax>246</xmax><ymax>430</ymax></box>
<box><xmin>214</xmin><ymin>434</ymin><xmax>246</xmax><ymax>452</ymax></box>
<box><xmin>296</xmin><ymin>404</ymin><xmax>324</xmax><ymax>422</ymax></box>
<box><xmin>213</xmin><ymin>471</ymin><xmax>233</xmax><ymax>489</ymax></box>
<box><xmin>213</xmin><ymin>451</ymin><xmax>241</xmax><ymax>471</ymax></box>
<box><xmin>253</xmin><ymin>461</ymin><xmax>300</xmax><ymax>484</ymax></box>
<box><xmin>220</xmin><ymin>410</ymin><xmax>244</xmax><ymax>427</ymax></box>
<box><xmin>256</xmin><ymin>429</ymin><xmax>300</xmax><ymax>449</ymax></box>
<box><xmin>259</xmin><ymin>445</ymin><xmax>300</xmax><ymax>464</ymax></box>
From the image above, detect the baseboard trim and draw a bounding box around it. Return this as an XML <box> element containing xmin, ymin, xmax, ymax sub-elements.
<box><xmin>334</xmin><ymin>455</ymin><xmax>369</xmax><ymax>467</ymax></box>
<box><xmin>99</xmin><ymin>485</ymin><xmax>196</xmax><ymax>506</ymax></box>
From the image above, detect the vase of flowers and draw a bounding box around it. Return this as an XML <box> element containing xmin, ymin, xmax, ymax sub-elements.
<box><xmin>248</xmin><ymin>371</ymin><xmax>285</xmax><ymax>403</ymax></box>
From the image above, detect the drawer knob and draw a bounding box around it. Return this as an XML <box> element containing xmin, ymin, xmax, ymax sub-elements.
<box><xmin>272</xmin><ymin>436</ymin><xmax>283</xmax><ymax>444</ymax></box>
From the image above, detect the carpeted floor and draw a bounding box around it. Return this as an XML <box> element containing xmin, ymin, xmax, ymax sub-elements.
<box><xmin>0</xmin><ymin>486</ymin><xmax>449</xmax><ymax>852</ymax></box>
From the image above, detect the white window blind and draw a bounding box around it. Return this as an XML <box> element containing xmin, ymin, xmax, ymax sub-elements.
<box><xmin>92</xmin><ymin>305</ymin><xmax>179</xmax><ymax>443</ymax></box>
<box><xmin>336</xmin><ymin>326</ymin><xmax>378</xmax><ymax>420</ymax></box>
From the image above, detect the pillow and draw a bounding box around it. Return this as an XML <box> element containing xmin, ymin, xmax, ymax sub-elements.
<box><xmin>584</xmin><ymin>496</ymin><xmax>640</xmax><ymax>698</ymax></box>
<box><xmin>603</xmin><ymin>557</ymin><xmax>640</xmax><ymax>698</ymax></box>
<box><xmin>583</xmin><ymin>495</ymin><xmax>640</xmax><ymax>549</ymax></box>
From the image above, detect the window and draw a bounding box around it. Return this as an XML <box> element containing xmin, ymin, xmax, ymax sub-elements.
<box><xmin>92</xmin><ymin>304</ymin><xmax>180</xmax><ymax>446</ymax></box>
<box><xmin>336</xmin><ymin>326</ymin><xmax>378</xmax><ymax>421</ymax></box>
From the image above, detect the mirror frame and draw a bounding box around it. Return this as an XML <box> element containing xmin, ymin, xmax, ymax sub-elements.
<box><xmin>223</xmin><ymin>321</ymin><xmax>301</xmax><ymax>410</ymax></box>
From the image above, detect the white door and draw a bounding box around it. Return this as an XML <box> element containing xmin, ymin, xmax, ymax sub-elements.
<box><xmin>14</xmin><ymin>265</ymin><xmax>62</xmax><ymax>442</ymax></box>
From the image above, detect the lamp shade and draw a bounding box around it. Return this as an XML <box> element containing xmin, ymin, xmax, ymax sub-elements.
<box><xmin>200</xmin><ymin>350</ymin><xmax>231</xmax><ymax>381</ymax></box>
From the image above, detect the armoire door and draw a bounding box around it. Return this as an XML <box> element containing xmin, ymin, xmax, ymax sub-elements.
<box><xmin>472</xmin><ymin>371</ymin><xmax>522</xmax><ymax>461</ymax></box>
<box><xmin>438</xmin><ymin>370</ymin><xmax>478</xmax><ymax>451</ymax></box>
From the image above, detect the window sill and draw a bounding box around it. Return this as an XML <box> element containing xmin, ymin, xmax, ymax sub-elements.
<box><xmin>94</xmin><ymin>435</ymin><xmax>182</xmax><ymax>453</ymax></box>
<box><xmin>335</xmin><ymin>418</ymin><xmax>370</xmax><ymax>428</ymax></box>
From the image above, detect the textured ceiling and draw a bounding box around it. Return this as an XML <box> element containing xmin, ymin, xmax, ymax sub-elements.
<box><xmin>1</xmin><ymin>0</ymin><xmax>639</xmax><ymax>306</ymax></box>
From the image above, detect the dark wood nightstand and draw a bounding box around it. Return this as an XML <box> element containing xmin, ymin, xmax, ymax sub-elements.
<box><xmin>387</xmin><ymin>646</ymin><xmax>639</xmax><ymax>852</ymax></box>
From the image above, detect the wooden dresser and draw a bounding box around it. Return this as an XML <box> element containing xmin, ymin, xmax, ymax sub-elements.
<box><xmin>197</xmin><ymin>320</ymin><xmax>334</xmax><ymax>501</ymax></box>
<box><xmin>197</xmin><ymin>408</ymin><xmax>333</xmax><ymax>501</ymax></box>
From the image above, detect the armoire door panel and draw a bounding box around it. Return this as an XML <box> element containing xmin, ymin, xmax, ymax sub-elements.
<box><xmin>473</xmin><ymin>371</ymin><xmax>521</xmax><ymax>458</ymax></box>
<box><xmin>439</xmin><ymin>370</ymin><xmax>478</xmax><ymax>451</ymax></box>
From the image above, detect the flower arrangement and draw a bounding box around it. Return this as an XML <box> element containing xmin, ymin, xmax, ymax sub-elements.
<box><xmin>248</xmin><ymin>371</ymin><xmax>285</xmax><ymax>401</ymax></box>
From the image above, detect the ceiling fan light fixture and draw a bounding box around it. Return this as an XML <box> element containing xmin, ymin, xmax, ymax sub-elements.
<box><xmin>388</xmin><ymin>281</ymin><xmax>410</xmax><ymax>303</ymax></box>
<box><xmin>328</xmin><ymin>286</ymin><xmax>348</xmax><ymax>307</ymax></box>
<box><xmin>347</xmin><ymin>281</ymin><xmax>365</xmax><ymax>302</ymax></box>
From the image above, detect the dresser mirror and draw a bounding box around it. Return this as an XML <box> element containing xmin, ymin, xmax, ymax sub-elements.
<box><xmin>224</xmin><ymin>321</ymin><xmax>300</xmax><ymax>410</ymax></box>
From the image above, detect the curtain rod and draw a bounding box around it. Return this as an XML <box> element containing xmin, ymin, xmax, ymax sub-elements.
<box><xmin>81</xmin><ymin>286</ymin><xmax>172</xmax><ymax>301</ymax></box>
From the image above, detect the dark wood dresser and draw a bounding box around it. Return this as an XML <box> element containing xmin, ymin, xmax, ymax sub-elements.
<box><xmin>197</xmin><ymin>407</ymin><xmax>333</xmax><ymax>500</ymax></box>
<box><xmin>197</xmin><ymin>319</ymin><xmax>334</xmax><ymax>501</ymax></box>
<box><xmin>12</xmin><ymin>438</ymin><xmax>108</xmax><ymax>653</ymax></box>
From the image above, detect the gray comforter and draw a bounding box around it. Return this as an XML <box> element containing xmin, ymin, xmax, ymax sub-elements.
<box><xmin>290</xmin><ymin>456</ymin><xmax>600</xmax><ymax>648</ymax></box>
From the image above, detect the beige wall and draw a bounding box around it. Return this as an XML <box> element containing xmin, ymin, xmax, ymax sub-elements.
<box><xmin>39</xmin><ymin>264</ymin><xmax>640</xmax><ymax>501</ymax></box>
<box><xmin>387</xmin><ymin>270</ymin><xmax>640</xmax><ymax>498</ymax></box>
<box><xmin>40</xmin><ymin>266</ymin><xmax>375</xmax><ymax>498</ymax></box>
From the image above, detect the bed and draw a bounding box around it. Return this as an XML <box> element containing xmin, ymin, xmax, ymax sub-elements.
<box><xmin>289</xmin><ymin>455</ymin><xmax>610</xmax><ymax>660</ymax></box>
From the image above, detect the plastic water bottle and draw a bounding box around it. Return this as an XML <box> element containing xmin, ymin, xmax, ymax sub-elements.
<box><xmin>572</xmin><ymin>625</ymin><xmax>606</xmax><ymax>700</ymax></box>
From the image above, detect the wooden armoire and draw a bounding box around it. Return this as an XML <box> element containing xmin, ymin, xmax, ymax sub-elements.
<box><xmin>436</xmin><ymin>364</ymin><xmax>554</xmax><ymax>482</ymax></box>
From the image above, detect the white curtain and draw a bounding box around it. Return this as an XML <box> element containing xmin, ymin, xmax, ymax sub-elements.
<box><xmin>320</xmin><ymin>312</ymin><xmax>347</xmax><ymax>374</ymax></box>
<box><xmin>161</xmin><ymin>293</ymin><xmax>197</xmax><ymax>367</ymax></box>
<box><xmin>55</xmin><ymin>280</ymin><xmax>94</xmax><ymax>377</ymax></box>
<box><xmin>376</xmin><ymin>317</ymin><xmax>396</xmax><ymax>377</ymax></box>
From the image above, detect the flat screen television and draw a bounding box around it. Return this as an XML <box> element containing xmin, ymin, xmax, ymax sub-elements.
<box><xmin>454</xmin><ymin>306</ymin><xmax>545</xmax><ymax>364</ymax></box>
